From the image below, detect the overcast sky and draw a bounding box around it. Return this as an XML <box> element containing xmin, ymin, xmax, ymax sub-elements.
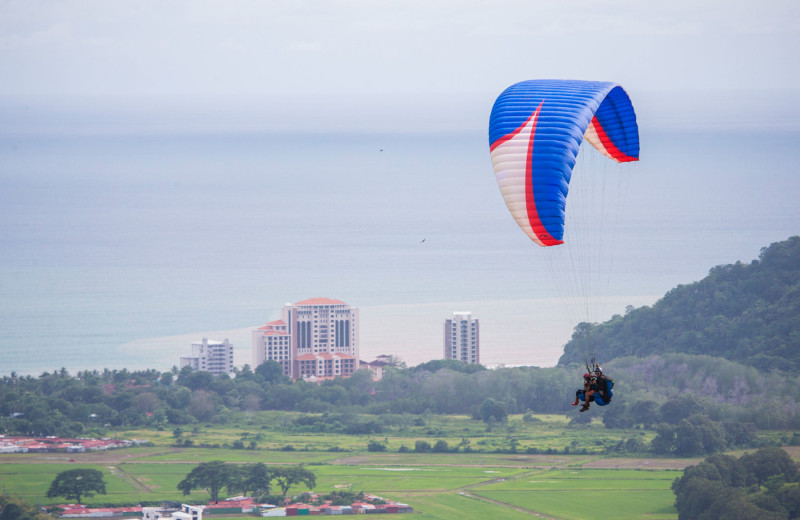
<box><xmin>1</xmin><ymin>0</ymin><xmax>799</xmax><ymax>133</ymax></box>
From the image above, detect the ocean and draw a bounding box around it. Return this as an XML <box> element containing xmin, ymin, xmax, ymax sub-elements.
<box><xmin>1</xmin><ymin>127</ymin><xmax>799</xmax><ymax>375</ymax></box>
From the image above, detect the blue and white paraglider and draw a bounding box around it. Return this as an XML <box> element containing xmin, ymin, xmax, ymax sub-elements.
<box><xmin>489</xmin><ymin>79</ymin><xmax>640</xmax><ymax>247</ymax></box>
<box><xmin>489</xmin><ymin>79</ymin><xmax>641</xmax><ymax>410</ymax></box>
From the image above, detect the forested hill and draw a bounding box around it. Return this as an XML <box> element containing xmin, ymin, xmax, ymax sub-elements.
<box><xmin>558</xmin><ymin>236</ymin><xmax>800</xmax><ymax>371</ymax></box>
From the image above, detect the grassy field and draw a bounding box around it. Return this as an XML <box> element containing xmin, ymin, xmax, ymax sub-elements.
<box><xmin>111</xmin><ymin>413</ymin><xmax>655</xmax><ymax>455</ymax></box>
<box><xmin>0</xmin><ymin>456</ymin><xmax>682</xmax><ymax>519</ymax></box>
<box><xmin>0</xmin><ymin>412</ymin><xmax>697</xmax><ymax>519</ymax></box>
<box><xmin>470</xmin><ymin>468</ymin><xmax>680</xmax><ymax>520</ymax></box>
<box><xmin>0</xmin><ymin>455</ymin><xmax>681</xmax><ymax>519</ymax></box>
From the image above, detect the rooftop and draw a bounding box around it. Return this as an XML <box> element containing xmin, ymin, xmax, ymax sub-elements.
<box><xmin>294</xmin><ymin>297</ymin><xmax>348</xmax><ymax>306</ymax></box>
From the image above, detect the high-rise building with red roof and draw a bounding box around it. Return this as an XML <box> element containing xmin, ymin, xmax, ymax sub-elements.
<box><xmin>252</xmin><ymin>298</ymin><xmax>359</xmax><ymax>379</ymax></box>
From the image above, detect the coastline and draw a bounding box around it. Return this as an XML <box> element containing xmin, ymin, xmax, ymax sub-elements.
<box><xmin>0</xmin><ymin>295</ymin><xmax>659</xmax><ymax>377</ymax></box>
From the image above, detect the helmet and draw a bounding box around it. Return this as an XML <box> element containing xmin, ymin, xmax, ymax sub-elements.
<box><xmin>594</xmin><ymin>366</ymin><xmax>603</xmax><ymax>373</ymax></box>
<box><xmin>583</xmin><ymin>373</ymin><xmax>591</xmax><ymax>379</ymax></box>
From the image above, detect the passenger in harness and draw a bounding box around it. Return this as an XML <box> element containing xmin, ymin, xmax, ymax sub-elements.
<box><xmin>571</xmin><ymin>366</ymin><xmax>613</xmax><ymax>412</ymax></box>
<box><xmin>571</xmin><ymin>372</ymin><xmax>596</xmax><ymax>411</ymax></box>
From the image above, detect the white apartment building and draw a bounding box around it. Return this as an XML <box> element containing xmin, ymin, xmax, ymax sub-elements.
<box><xmin>180</xmin><ymin>338</ymin><xmax>234</xmax><ymax>376</ymax></box>
<box><xmin>143</xmin><ymin>504</ymin><xmax>203</xmax><ymax>520</ymax></box>
<box><xmin>444</xmin><ymin>312</ymin><xmax>480</xmax><ymax>364</ymax></box>
<box><xmin>252</xmin><ymin>298</ymin><xmax>359</xmax><ymax>380</ymax></box>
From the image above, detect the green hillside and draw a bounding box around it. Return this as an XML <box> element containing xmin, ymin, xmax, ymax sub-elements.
<box><xmin>559</xmin><ymin>236</ymin><xmax>800</xmax><ymax>371</ymax></box>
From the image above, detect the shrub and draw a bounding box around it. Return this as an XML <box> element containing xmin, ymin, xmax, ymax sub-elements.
<box><xmin>432</xmin><ymin>440</ymin><xmax>449</xmax><ymax>453</ymax></box>
<box><xmin>414</xmin><ymin>440</ymin><xmax>431</xmax><ymax>452</ymax></box>
<box><xmin>367</xmin><ymin>440</ymin><xmax>387</xmax><ymax>452</ymax></box>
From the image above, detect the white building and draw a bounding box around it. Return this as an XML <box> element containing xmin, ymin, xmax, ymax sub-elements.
<box><xmin>252</xmin><ymin>298</ymin><xmax>359</xmax><ymax>380</ymax></box>
<box><xmin>143</xmin><ymin>504</ymin><xmax>203</xmax><ymax>520</ymax></box>
<box><xmin>444</xmin><ymin>312</ymin><xmax>480</xmax><ymax>364</ymax></box>
<box><xmin>180</xmin><ymin>338</ymin><xmax>234</xmax><ymax>376</ymax></box>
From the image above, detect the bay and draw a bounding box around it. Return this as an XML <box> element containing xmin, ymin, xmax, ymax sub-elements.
<box><xmin>1</xmin><ymin>129</ymin><xmax>798</xmax><ymax>375</ymax></box>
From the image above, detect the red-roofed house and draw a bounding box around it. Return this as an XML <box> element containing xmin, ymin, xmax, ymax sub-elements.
<box><xmin>252</xmin><ymin>299</ymin><xmax>359</xmax><ymax>379</ymax></box>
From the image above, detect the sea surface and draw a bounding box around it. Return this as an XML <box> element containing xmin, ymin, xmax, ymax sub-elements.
<box><xmin>1</xmin><ymin>127</ymin><xmax>799</xmax><ymax>375</ymax></box>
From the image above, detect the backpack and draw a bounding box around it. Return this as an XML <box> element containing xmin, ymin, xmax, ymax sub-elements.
<box><xmin>602</xmin><ymin>378</ymin><xmax>614</xmax><ymax>402</ymax></box>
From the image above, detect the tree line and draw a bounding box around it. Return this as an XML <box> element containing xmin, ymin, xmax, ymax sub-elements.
<box><xmin>38</xmin><ymin>462</ymin><xmax>316</xmax><ymax>507</ymax></box>
<box><xmin>178</xmin><ymin>461</ymin><xmax>315</xmax><ymax>504</ymax></box>
<box><xmin>672</xmin><ymin>446</ymin><xmax>800</xmax><ymax>519</ymax></box>
<box><xmin>2</xmin><ymin>352</ymin><xmax>800</xmax><ymax>457</ymax></box>
<box><xmin>559</xmin><ymin>236</ymin><xmax>800</xmax><ymax>371</ymax></box>
<box><xmin>0</xmin><ymin>495</ymin><xmax>53</xmax><ymax>520</ymax></box>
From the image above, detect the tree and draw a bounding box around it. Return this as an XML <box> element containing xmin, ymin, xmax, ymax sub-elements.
<box><xmin>132</xmin><ymin>392</ymin><xmax>160</xmax><ymax>413</ymax></box>
<box><xmin>272</xmin><ymin>466</ymin><xmax>316</xmax><ymax>500</ymax></box>
<box><xmin>651</xmin><ymin>424</ymin><xmax>677</xmax><ymax>455</ymax></box>
<box><xmin>722</xmin><ymin>421</ymin><xmax>757</xmax><ymax>448</ymax></box>
<box><xmin>660</xmin><ymin>395</ymin><xmax>704</xmax><ymax>425</ymax></box>
<box><xmin>46</xmin><ymin>469</ymin><xmax>107</xmax><ymax>504</ymax></box>
<box><xmin>328</xmin><ymin>489</ymin><xmax>363</xmax><ymax>506</ymax></box>
<box><xmin>178</xmin><ymin>461</ymin><xmax>234</xmax><ymax>503</ymax></box>
<box><xmin>675</xmin><ymin>415</ymin><xmax>727</xmax><ymax>456</ymax></box>
<box><xmin>188</xmin><ymin>389</ymin><xmax>216</xmax><ymax>421</ymax></box>
<box><xmin>255</xmin><ymin>360</ymin><xmax>290</xmax><ymax>385</ymax></box>
<box><xmin>367</xmin><ymin>440</ymin><xmax>387</xmax><ymax>452</ymax></box>
<box><xmin>0</xmin><ymin>495</ymin><xmax>53</xmax><ymax>520</ymax></box>
<box><xmin>432</xmin><ymin>440</ymin><xmax>450</xmax><ymax>453</ymax></box>
<box><xmin>225</xmin><ymin>464</ymin><xmax>250</xmax><ymax>496</ymax></box>
<box><xmin>672</xmin><ymin>447</ymin><xmax>800</xmax><ymax>520</ymax></box>
<box><xmin>180</xmin><ymin>369</ymin><xmax>215</xmax><ymax>391</ymax></box>
<box><xmin>246</xmin><ymin>463</ymin><xmax>274</xmax><ymax>498</ymax></box>
<box><xmin>740</xmin><ymin>446</ymin><xmax>800</xmax><ymax>485</ymax></box>
<box><xmin>413</xmin><ymin>359</ymin><xmax>486</xmax><ymax>374</ymax></box>
<box><xmin>775</xmin><ymin>485</ymin><xmax>800</xmax><ymax>518</ymax></box>
<box><xmin>602</xmin><ymin>402</ymin><xmax>635</xmax><ymax>429</ymax></box>
<box><xmin>242</xmin><ymin>394</ymin><xmax>262</xmax><ymax>412</ymax></box>
<box><xmin>629</xmin><ymin>399</ymin><xmax>660</xmax><ymax>429</ymax></box>
<box><xmin>479</xmin><ymin>398</ymin><xmax>507</xmax><ymax>423</ymax></box>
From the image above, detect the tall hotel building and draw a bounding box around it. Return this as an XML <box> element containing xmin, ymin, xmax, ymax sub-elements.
<box><xmin>252</xmin><ymin>298</ymin><xmax>359</xmax><ymax>380</ymax></box>
<box><xmin>444</xmin><ymin>312</ymin><xmax>480</xmax><ymax>364</ymax></box>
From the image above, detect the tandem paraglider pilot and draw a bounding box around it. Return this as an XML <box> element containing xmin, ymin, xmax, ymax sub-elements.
<box><xmin>571</xmin><ymin>366</ymin><xmax>614</xmax><ymax>412</ymax></box>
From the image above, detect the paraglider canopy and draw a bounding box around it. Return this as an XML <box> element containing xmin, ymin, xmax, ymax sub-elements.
<box><xmin>489</xmin><ymin>79</ymin><xmax>640</xmax><ymax>247</ymax></box>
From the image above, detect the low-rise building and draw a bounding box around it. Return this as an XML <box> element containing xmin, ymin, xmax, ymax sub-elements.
<box><xmin>180</xmin><ymin>338</ymin><xmax>234</xmax><ymax>376</ymax></box>
<box><xmin>359</xmin><ymin>354</ymin><xmax>400</xmax><ymax>381</ymax></box>
<box><xmin>142</xmin><ymin>504</ymin><xmax>203</xmax><ymax>520</ymax></box>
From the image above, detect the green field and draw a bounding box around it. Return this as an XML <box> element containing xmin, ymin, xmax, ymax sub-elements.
<box><xmin>112</xmin><ymin>412</ymin><xmax>654</xmax><ymax>455</ymax></box>
<box><xmin>0</xmin><ymin>413</ymin><xmax>694</xmax><ymax>519</ymax></box>
<box><xmin>471</xmin><ymin>468</ymin><xmax>680</xmax><ymax>520</ymax></box>
<box><xmin>0</xmin><ymin>451</ymin><xmax>681</xmax><ymax>519</ymax></box>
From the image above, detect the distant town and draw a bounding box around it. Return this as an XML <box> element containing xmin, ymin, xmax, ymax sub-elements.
<box><xmin>57</xmin><ymin>494</ymin><xmax>413</xmax><ymax>518</ymax></box>
<box><xmin>180</xmin><ymin>298</ymin><xmax>481</xmax><ymax>382</ymax></box>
